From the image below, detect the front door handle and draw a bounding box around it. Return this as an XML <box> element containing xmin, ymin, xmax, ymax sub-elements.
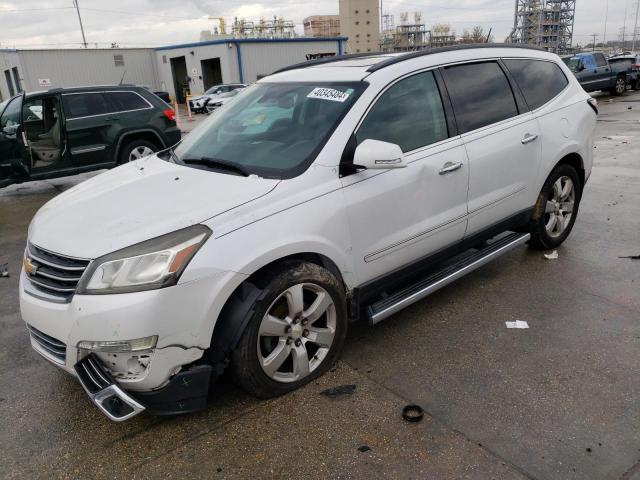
<box><xmin>521</xmin><ymin>133</ymin><xmax>538</xmax><ymax>144</ymax></box>
<box><xmin>439</xmin><ymin>161</ymin><xmax>463</xmax><ymax>175</ymax></box>
<box><xmin>106</xmin><ymin>116</ymin><xmax>120</xmax><ymax>121</ymax></box>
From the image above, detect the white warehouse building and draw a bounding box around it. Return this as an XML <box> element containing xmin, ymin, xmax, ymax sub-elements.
<box><xmin>1</xmin><ymin>37</ymin><xmax>347</xmax><ymax>103</ymax></box>
<box><xmin>155</xmin><ymin>37</ymin><xmax>347</xmax><ymax>102</ymax></box>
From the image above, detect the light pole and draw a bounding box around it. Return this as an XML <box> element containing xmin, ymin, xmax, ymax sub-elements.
<box><xmin>73</xmin><ymin>0</ymin><xmax>88</xmax><ymax>48</ymax></box>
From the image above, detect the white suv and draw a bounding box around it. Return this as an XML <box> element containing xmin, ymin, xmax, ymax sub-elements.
<box><xmin>21</xmin><ymin>46</ymin><xmax>596</xmax><ymax>421</ymax></box>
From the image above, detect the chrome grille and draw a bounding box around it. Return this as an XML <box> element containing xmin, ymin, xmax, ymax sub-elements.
<box><xmin>25</xmin><ymin>243</ymin><xmax>90</xmax><ymax>300</ymax></box>
<box><xmin>28</xmin><ymin>325</ymin><xmax>67</xmax><ymax>364</ymax></box>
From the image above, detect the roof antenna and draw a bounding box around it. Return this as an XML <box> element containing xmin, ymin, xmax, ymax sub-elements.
<box><xmin>119</xmin><ymin>70</ymin><xmax>127</xmax><ymax>85</ymax></box>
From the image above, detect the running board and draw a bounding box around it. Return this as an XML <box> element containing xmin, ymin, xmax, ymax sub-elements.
<box><xmin>366</xmin><ymin>232</ymin><xmax>531</xmax><ymax>324</ymax></box>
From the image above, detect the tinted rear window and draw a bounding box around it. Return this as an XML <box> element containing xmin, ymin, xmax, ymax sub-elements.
<box><xmin>443</xmin><ymin>61</ymin><xmax>519</xmax><ymax>133</ymax></box>
<box><xmin>62</xmin><ymin>93</ymin><xmax>110</xmax><ymax>119</ymax></box>
<box><xmin>105</xmin><ymin>91</ymin><xmax>150</xmax><ymax>112</ymax></box>
<box><xmin>504</xmin><ymin>59</ymin><xmax>568</xmax><ymax>110</ymax></box>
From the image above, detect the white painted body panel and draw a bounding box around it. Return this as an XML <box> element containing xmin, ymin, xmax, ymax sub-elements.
<box><xmin>20</xmin><ymin>47</ymin><xmax>595</xmax><ymax>393</ymax></box>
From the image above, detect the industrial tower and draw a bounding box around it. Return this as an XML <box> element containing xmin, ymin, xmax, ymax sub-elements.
<box><xmin>508</xmin><ymin>0</ymin><xmax>576</xmax><ymax>54</ymax></box>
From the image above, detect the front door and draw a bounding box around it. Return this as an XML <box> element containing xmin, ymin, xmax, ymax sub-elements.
<box><xmin>441</xmin><ymin>61</ymin><xmax>540</xmax><ymax>235</ymax></box>
<box><xmin>341</xmin><ymin>70</ymin><xmax>469</xmax><ymax>284</ymax></box>
<box><xmin>0</xmin><ymin>94</ymin><xmax>30</xmax><ymax>185</ymax></box>
<box><xmin>22</xmin><ymin>94</ymin><xmax>69</xmax><ymax>175</ymax></box>
<box><xmin>60</xmin><ymin>92</ymin><xmax>114</xmax><ymax>168</ymax></box>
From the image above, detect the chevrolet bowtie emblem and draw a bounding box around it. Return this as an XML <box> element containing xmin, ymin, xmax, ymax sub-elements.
<box><xmin>23</xmin><ymin>257</ymin><xmax>37</xmax><ymax>275</ymax></box>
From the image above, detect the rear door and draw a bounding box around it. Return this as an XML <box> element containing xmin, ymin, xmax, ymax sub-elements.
<box><xmin>441</xmin><ymin>60</ymin><xmax>539</xmax><ymax>236</ymax></box>
<box><xmin>593</xmin><ymin>53</ymin><xmax>612</xmax><ymax>90</ymax></box>
<box><xmin>0</xmin><ymin>94</ymin><xmax>30</xmax><ymax>183</ymax></box>
<box><xmin>61</xmin><ymin>92</ymin><xmax>114</xmax><ymax>168</ymax></box>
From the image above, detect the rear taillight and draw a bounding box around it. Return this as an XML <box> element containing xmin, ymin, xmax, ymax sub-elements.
<box><xmin>633</xmin><ymin>64</ymin><xmax>640</xmax><ymax>71</ymax></box>
<box><xmin>587</xmin><ymin>97</ymin><xmax>598</xmax><ymax>115</ymax></box>
<box><xmin>163</xmin><ymin>108</ymin><xmax>175</xmax><ymax>122</ymax></box>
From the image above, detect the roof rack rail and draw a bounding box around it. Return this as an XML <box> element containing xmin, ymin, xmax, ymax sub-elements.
<box><xmin>272</xmin><ymin>51</ymin><xmax>386</xmax><ymax>75</ymax></box>
<box><xmin>365</xmin><ymin>44</ymin><xmax>546</xmax><ymax>73</ymax></box>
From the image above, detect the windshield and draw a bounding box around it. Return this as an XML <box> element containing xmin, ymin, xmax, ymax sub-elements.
<box><xmin>205</xmin><ymin>86</ymin><xmax>223</xmax><ymax>95</ymax></box>
<box><xmin>566</xmin><ymin>57</ymin><xmax>581</xmax><ymax>72</ymax></box>
<box><xmin>174</xmin><ymin>81</ymin><xmax>365</xmax><ymax>179</ymax></box>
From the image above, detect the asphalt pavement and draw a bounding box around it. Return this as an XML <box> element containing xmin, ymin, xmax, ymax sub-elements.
<box><xmin>0</xmin><ymin>92</ymin><xmax>639</xmax><ymax>480</ymax></box>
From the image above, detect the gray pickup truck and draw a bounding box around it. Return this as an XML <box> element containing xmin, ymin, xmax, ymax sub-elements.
<box><xmin>563</xmin><ymin>52</ymin><xmax>628</xmax><ymax>96</ymax></box>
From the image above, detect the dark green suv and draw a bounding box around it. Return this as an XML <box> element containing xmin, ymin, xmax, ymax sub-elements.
<box><xmin>0</xmin><ymin>85</ymin><xmax>180</xmax><ymax>188</ymax></box>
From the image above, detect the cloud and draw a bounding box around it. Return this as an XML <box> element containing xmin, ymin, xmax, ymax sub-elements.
<box><xmin>0</xmin><ymin>0</ymin><xmax>629</xmax><ymax>49</ymax></box>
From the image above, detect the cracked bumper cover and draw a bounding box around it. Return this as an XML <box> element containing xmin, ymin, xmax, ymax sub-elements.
<box><xmin>75</xmin><ymin>353</ymin><xmax>213</xmax><ymax>421</ymax></box>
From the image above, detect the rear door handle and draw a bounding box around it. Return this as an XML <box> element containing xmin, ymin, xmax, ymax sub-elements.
<box><xmin>521</xmin><ymin>133</ymin><xmax>538</xmax><ymax>144</ymax></box>
<box><xmin>439</xmin><ymin>161</ymin><xmax>463</xmax><ymax>175</ymax></box>
<box><xmin>106</xmin><ymin>116</ymin><xmax>120</xmax><ymax>121</ymax></box>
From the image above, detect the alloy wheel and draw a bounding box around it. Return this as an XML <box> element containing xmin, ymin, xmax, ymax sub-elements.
<box><xmin>544</xmin><ymin>176</ymin><xmax>575</xmax><ymax>238</ymax></box>
<box><xmin>257</xmin><ymin>283</ymin><xmax>336</xmax><ymax>383</ymax></box>
<box><xmin>128</xmin><ymin>146</ymin><xmax>154</xmax><ymax>162</ymax></box>
<box><xmin>616</xmin><ymin>78</ymin><xmax>626</xmax><ymax>95</ymax></box>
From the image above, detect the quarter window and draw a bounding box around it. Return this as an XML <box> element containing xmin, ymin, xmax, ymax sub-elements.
<box><xmin>105</xmin><ymin>91</ymin><xmax>149</xmax><ymax>112</ymax></box>
<box><xmin>62</xmin><ymin>93</ymin><xmax>110</xmax><ymax>119</ymax></box>
<box><xmin>504</xmin><ymin>59</ymin><xmax>568</xmax><ymax>110</ymax></box>
<box><xmin>443</xmin><ymin>61</ymin><xmax>519</xmax><ymax>133</ymax></box>
<box><xmin>357</xmin><ymin>71</ymin><xmax>448</xmax><ymax>152</ymax></box>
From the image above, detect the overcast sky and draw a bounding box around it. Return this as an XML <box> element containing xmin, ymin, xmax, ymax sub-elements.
<box><xmin>0</xmin><ymin>0</ymin><xmax>635</xmax><ymax>49</ymax></box>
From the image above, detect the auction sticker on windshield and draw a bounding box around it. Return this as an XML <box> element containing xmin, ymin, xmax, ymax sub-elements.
<box><xmin>307</xmin><ymin>87</ymin><xmax>352</xmax><ymax>102</ymax></box>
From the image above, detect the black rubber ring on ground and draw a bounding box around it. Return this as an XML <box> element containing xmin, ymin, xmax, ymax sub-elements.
<box><xmin>402</xmin><ymin>404</ymin><xmax>424</xmax><ymax>422</ymax></box>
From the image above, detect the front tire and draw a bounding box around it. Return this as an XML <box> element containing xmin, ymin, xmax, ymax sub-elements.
<box><xmin>231</xmin><ymin>262</ymin><xmax>348</xmax><ymax>399</ymax></box>
<box><xmin>528</xmin><ymin>164</ymin><xmax>582</xmax><ymax>250</ymax></box>
<box><xmin>118</xmin><ymin>139</ymin><xmax>158</xmax><ymax>165</ymax></box>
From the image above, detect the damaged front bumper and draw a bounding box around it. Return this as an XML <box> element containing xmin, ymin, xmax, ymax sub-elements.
<box><xmin>75</xmin><ymin>353</ymin><xmax>213</xmax><ymax>421</ymax></box>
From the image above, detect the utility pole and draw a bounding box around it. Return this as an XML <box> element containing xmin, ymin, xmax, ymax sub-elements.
<box><xmin>73</xmin><ymin>0</ymin><xmax>88</xmax><ymax>48</ymax></box>
<box><xmin>602</xmin><ymin>0</ymin><xmax>609</xmax><ymax>47</ymax></box>
<box><xmin>590</xmin><ymin>33</ymin><xmax>598</xmax><ymax>51</ymax></box>
<box><xmin>633</xmin><ymin>0</ymin><xmax>640</xmax><ymax>51</ymax></box>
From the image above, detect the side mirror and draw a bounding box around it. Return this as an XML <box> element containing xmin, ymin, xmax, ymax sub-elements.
<box><xmin>578</xmin><ymin>62</ymin><xmax>585</xmax><ymax>72</ymax></box>
<box><xmin>353</xmin><ymin>139</ymin><xmax>406</xmax><ymax>170</ymax></box>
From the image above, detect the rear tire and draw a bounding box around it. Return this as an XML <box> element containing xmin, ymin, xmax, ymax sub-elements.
<box><xmin>528</xmin><ymin>164</ymin><xmax>582</xmax><ymax>250</ymax></box>
<box><xmin>231</xmin><ymin>261</ymin><xmax>348</xmax><ymax>399</ymax></box>
<box><xmin>610</xmin><ymin>76</ymin><xmax>626</xmax><ymax>96</ymax></box>
<box><xmin>118</xmin><ymin>139</ymin><xmax>158</xmax><ymax>165</ymax></box>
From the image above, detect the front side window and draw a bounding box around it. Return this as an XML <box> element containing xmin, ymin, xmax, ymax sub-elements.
<box><xmin>356</xmin><ymin>70</ymin><xmax>448</xmax><ymax>152</ymax></box>
<box><xmin>443</xmin><ymin>61</ymin><xmax>519</xmax><ymax>134</ymax></box>
<box><xmin>0</xmin><ymin>97</ymin><xmax>21</xmax><ymax>130</ymax></box>
<box><xmin>22</xmin><ymin>98</ymin><xmax>44</xmax><ymax>122</ymax></box>
<box><xmin>565</xmin><ymin>57</ymin><xmax>581</xmax><ymax>72</ymax></box>
<box><xmin>174</xmin><ymin>82</ymin><xmax>365</xmax><ymax>179</ymax></box>
<box><xmin>105</xmin><ymin>91</ymin><xmax>150</xmax><ymax>112</ymax></box>
<box><xmin>62</xmin><ymin>93</ymin><xmax>110</xmax><ymax>119</ymax></box>
<box><xmin>504</xmin><ymin>59</ymin><xmax>568</xmax><ymax>110</ymax></box>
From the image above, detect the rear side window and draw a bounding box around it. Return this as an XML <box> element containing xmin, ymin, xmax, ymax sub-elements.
<box><xmin>356</xmin><ymin>70</ymin><xmax>448</xmax><ymax>152</ymax></box>
<box><xmin>105</xmin><ymin>91</ymin><xmax>150</xmax><ymax>112</ymax></box>
<box><xmin>504</xmin><ymin>59</ymin><xmax>568</xmax><ymax>110</ymax></box>
<box><xmin>62</xmin><ymin>93</ymin><xmax>110</xmax><ymax>119</ymax></box>
<box><xmin>442</xmin><ymin>62</ymin><xmax>519</xmax><ymax>134</ymax></box>
<box><xmin>594</xmin><ymin>53</ymin><xmax>607</xmax><ymax>67</ymax></box>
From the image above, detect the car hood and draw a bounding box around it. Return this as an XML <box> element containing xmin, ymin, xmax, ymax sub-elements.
<box><xmin>29</xmin><ymin>156</ymin><xmax>280</xmax><ymax>259</ymax></box>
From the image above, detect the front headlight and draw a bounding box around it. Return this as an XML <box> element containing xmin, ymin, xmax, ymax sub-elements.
<box><xmin>77</xmin><ymin>225</ymin><xmax>211</xmax><ymax>294</ymax></box>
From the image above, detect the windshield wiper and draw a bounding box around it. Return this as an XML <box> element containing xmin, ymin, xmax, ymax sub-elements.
<box><xmin>181</xmin><ymin>156</ymin><xmax>251</xmax><ymax>177</ymax></box>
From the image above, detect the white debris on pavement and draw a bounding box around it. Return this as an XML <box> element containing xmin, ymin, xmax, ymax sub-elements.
<box><xmin>505</xmin><ymin>320</ymin><xmax>529</xmax><ymax>329</ymax></box>
<box><xmin>544</xmin><ymin>250</ymin><xmax>559</xmax><ymax>260</ymax></box>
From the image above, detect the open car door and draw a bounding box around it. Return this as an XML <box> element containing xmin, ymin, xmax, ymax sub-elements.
<box><xmin>0</xmin><ymin>92</ymin><xmax>31</xmax><ymax>187</ymax></box>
